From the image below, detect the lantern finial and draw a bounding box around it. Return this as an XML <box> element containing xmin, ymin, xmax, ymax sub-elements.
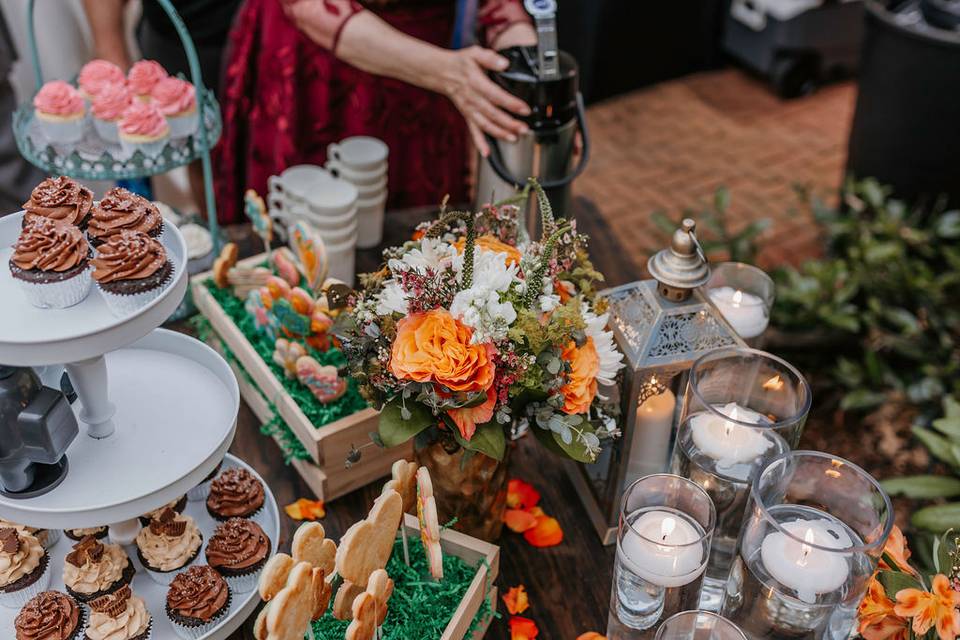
<box><xmin>647</xmin><ymin>218</ymin><xmax>710</xmax><ymax>302</ymax></box>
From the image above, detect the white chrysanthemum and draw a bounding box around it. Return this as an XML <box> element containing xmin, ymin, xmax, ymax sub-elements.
<box><xmin>537</xmin><ymin>278</ymin><xmax>560</xmax><ymax>312</ymax></box>
<box><xmin>583</xmin><ymin>304</ymin><xmax>624</xmax><ymax>386</ymax></box>
<box><xmin>375</xmin><ymin>279</ymin><xmax>408</xmax><ymax>316</ymax></box>
<box><xmin>449</xmin><ymin>247</ymin><xmax>520</xmax><ymax>343</ymax></box>
<box><xmin>452</xmin><ymin>246</ymin><xmax>519</xmax><ymax>290</ymax></box>
<box><xmin>388</xmin><ymin>237</ymin><xmax>457</xmax><ymax>274</ymax></box>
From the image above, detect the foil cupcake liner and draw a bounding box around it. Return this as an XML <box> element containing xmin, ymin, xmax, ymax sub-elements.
<box><xmin>120</xmin><ymin>133</ymin><xmax>170</xmax><ymax>159</ymax></box>
<box><xmin>92</xmin><ymin>118</ymin><xmax>120</xmax><ymax>144</ymax></box>
<box><xmin>97</xmin><ymin>261</ymin><xmax>174</xmax><ymax>318</ymax></box>
<box><xmin>167</xmin><ymin>111</ymin><xmax>198</xmax><ymax>139</ymax></box>
<box><xmin>0</xmin><ymin>554</ymin><xmax>52</xmax><ymax>609</ymax></box>
<box><xmin>16</xmin><ymin>266</ymin><xmax>93</xmax><ymax>309</ymax></box>
<box><xmin>37</xmin><ymin>113</ymin><xmax>84</xmax><ymax>144</ymax></box>
<box><xmin>167</xmin><ymin>589</ymin><xmax>231</xmax><ymax>640</ymax></box>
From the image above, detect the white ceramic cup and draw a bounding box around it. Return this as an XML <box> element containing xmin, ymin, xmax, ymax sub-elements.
<box><xmin>325</xmin><ymin>159</ymin><xmax>387</xmax><ymax>187</ymax></box>
<box><xmin>300</xmin><ymin>177</ymin><xmax>358</xmax><ymax>219</ymax></box>
<box><xmin>356</xmin><ymin>191</ymin><xmax>387</xmax><ymax>249</ymax></box>
<box><xmin>268</xmin><ymin>165</ymin><xmax>333</xmax><ymax>222</ymax></box>
<box><xmin>325</xmin><ymin>236</ymin><xmax>357</xmax><ymax>286</ymax></box>
<box><xmin>355</xmin><ymin>174</ymin><xmax>389</xmax><ymax>200</ymax></box>
<box><xmin>327</xmin><ymin>136</ymin><xmax>388</xmax><ymax>172</ymax></box>
<box><xmin>290</xmin><ymin>202</ymin><xmax>357</xmax><ymax>234</ymax></box>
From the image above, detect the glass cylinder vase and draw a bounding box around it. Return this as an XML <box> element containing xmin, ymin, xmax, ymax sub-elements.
<box><xmin>705</xmin><ymin>262</ymin><xmax>775</xmax><ymax>342</ymax></box>
<box><xmin>414</xmin><ymin>427</ymin><xmax>511</xmax><ymax>542</ymax></box>
<box><xmin>655</xmin><ymin>610</ymin><xmax>748</xmax><ymax>640</ymax></box>
<box><xmin>721</xmin><ymin>451</ymin><xmax>893</xmax><ymax>640</ymax></box>
<box><xmin>671</xmin><ymin>347</ymin><xmax>811</xmax><ymax>611</ymax></box>
<box><xmin>607</xmin><ymin>474</ymin><xmax>716</xmax><ymax>640</ymax></box>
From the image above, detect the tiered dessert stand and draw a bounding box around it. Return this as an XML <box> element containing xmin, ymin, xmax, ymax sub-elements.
<box><xmin>0</xmin><ymin>212</ymin><xmax>281</xmax><ymax>639</ymax></box>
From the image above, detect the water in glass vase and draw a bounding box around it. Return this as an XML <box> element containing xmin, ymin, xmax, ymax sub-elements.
<box><xmin>607</xmin><ymin>506</ymin><xmax>708</xmax><ymax>640</ymax></box>
<box><xmin>671</xmin><ymin>409</ymin><xmax>789</xmax><ymax>611</ymax></box>
<box><xmin>722</xmin><ymin>505</ymin><xmax>872</xmax><ymax>640</ymax></box>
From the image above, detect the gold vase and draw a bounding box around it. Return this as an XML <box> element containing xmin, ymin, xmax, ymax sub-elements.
<box><xmin>415</xmin><ymin>430</ymin><xmax>511</xmax><ymax>542</ymax></box>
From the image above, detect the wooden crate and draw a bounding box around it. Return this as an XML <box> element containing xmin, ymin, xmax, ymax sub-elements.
<box><xmin>192</xmin><ymin>258</ymin><xmax>412</xmax><ymax>501</ymax></box>
<box><xmin>402</xmin><ymin>513</ymin><xmax>499</xmax><ymax>640</ymax></box>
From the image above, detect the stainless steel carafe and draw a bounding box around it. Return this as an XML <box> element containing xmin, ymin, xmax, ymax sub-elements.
<box><xmin>475</xmin><ymin>40</ymin><xmax>590</xmax><ymax>238</ymax></box>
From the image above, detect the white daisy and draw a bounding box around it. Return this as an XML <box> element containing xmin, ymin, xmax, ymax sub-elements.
<box><xmin>375</xmin><ymin>279</ymin><xmax>408</xmax><ymax>316</ymax></box>
<box><xmin>583</xmin><ymin>304</ymin><xmax>624</xmax><ymax>385</ymax></box>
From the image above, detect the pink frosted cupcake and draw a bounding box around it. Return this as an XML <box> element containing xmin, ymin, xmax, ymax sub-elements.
<box><xmin>118</xmin><ymin>102</ymin><xmax>169</xmax><ymax>157</ymax></box>
<box><xmin>91</xmin><ymin>83</ymin><xmax>132</xmax><ymax>144</ymax></box>
<box><xmin>78</xmin><ymin>59</ymin><xmax>125</xmax><ymax>102</ymax></box>
<box><xmin>33</xmin><ymin>81</ymin><xmax>85</xmax><ymax>143</ymax></box>
<box><xmin>150</xmin><ymin>77</ymin><xmax>197</xmax><ymax>138</ymax></box>
<box><xmin>127</xmin><ymin>60</ymin><xmax>167</xmax><ymax>102</ymax></box>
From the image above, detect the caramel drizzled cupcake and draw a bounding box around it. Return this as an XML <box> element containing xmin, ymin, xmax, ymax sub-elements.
<box><xmin>85</xmin><ymin>585</ymin><xmax>152</xmax><ymax>640</ymax></box>
<box><xmin>22</xmin><ymin>176</ymin><xmax>93</xmax><ymax>229</ymax></box>
<box><xmin>91</xmin><ymin>230</ymin><xmax>173</xmax><ymax>316</ymax></box>
<box><xmin>205</xmin><ymin>468</ymin><xmax>265</xmax><ymax>522</ymax></box>
<box><xmin>9</xmin><ymin>218</ymin><xmax>93</xmax><ymax>309</ymax></box>
<box><xmin>62</xmin><ymin>535</ymin><xmax>134</xmax><ymax>603</ymax></box>
<box><xmin>204</xmin><ymin>519</ymin><xmax>270</xmax><ymax>593</ymax></box>
<box><xmin>165</xmin><ymin>566</ymin><xmax>230</xmax><ymax>640</ymax></box>
<box><xmin>14</xmin><ymin>591</ymin><xmax>85</xmax><ymax>640</ymax></box>
<box><xmin>135</xmin><ymin>509</ymin><xmax>202</xmax><ymax>586</ymax></box>
<box><xmin>0</xmin><ymin>528</ymin><xmax>50</xmax><ymax>609</ymax></box>
<box><xmin>86</xmin><ymin>188</ymin><xmax>163</xmax><ymax>246</ymax></box>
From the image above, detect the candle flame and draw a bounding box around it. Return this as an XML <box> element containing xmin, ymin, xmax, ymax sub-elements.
<box><xmin>732</xmin><ymin>290</ymin><xmax>744</xmax><ymax>307</ymax></box>
<box><xmin>660</xmin><ymin>517</ymin><xmax>676</xmax><ymax>541</ymax></box>
<box><xmin>798</xmin><ymin>528</ymin><xmax>815</xmax><ymax>567</ymax></box>
<box><xmin>763</xmin><ymin>375</ymin><xmax>784</xmax><ymax>391</ymax></box>
<box><xmin>826</xmin><ymin>458</ymin><xmax>844</xmax><ymax>479</ymax></box>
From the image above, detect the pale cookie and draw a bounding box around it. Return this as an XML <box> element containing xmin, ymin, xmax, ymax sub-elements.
<box><xmin>264</xmin><ymin>562</ymin><xmax>315</xmax><ymax>640</ymax></box>
<box><xmin>417</xmin><ymin>466</ymin><xmax>443</xmax><ymax>580</ymax></box>
<box><xmin>332</xmin><ymin>580</ymin><xmax>365</xmax><ymax>621</ymax></box>
<box><xmin>383</xmin><ymin>460</ymin><xmax>418</xmax><ymax>514</ymax></box>
<box><xmin>311</xmin><ymin>566</ymin><xmax>332</xmax><ymax>621</ymax></box>
<box><xmin>213</xmin><ymin>242</ymin><xmax>239</xmax><ymax>288</ymax></box>
<box><xmin>292</xmin><ymin>522</ymin><xmax>337</xmax><ymax>576</ymax></box>
<box><xmin>345</xmin><ymin>569</ymin><xmax>394</xmax><ymax>640</ymax></box>
<box><xmin>259</xmin><ymin>553</ymin><xmax>295</xmax><ymax>601</ymax></box>
<box><xmin>253</xmin><ymin>604</ymin><xmax>269</xmax><ymax>640</ymax></box>
<box><xmin>335</xmin><ymin>490</ymin><xmax>403</xmax><ymax>587</ymax></box>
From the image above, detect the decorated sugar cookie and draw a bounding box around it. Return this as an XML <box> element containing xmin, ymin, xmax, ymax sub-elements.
<box><xmin>290</xmin><ymin>221</ymin><xmax>328</xmax><ymax>294</ymax></box>
<box><xmin>272</xmin><ymin>338</ymin><xmax>306</xmax><ymax>379</ymax></box>
<box><xmin>417</xmin><ymin>466</ymin><xmax>443</xmax><ymax>580</ymax></box>
<box><xmin>296</xmin><ymin>356</ymin><xmax>347</xmax><ymax>404</ymax></box>
<box><xmin>244</xmin><ymin>189</ymin><xmax>273</xmax><ymax>255</ymax></box>
<box><xmin>271</xmin><ymin>248</ymin><xmax>300</xmax><ymax>287</ymax></box>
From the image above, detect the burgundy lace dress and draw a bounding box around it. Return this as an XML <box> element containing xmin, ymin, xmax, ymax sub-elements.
<box><xmin>214</xmin><ymin>0</ymin><xmax>529</xmax><ymax>224</ymax></box>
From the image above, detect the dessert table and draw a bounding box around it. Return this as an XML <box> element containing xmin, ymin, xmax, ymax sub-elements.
<box><xmin>209</xmin><ymin>197</ymin><xmax>634</xmax><ymax>639</ymax></box>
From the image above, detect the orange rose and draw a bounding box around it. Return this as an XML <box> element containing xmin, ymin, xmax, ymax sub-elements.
<box><xmin>390</xmin><ymin>309</ymin><xmax>496</xmax><ymax>393</ymax></box>
<box><xmin>559</xmin><ymin>337</ymin><xmax>599</xmax><ymax>415</ymax></box>
<box><xmin>454</xmin><ymin>234</ymin><xmax>522</xmax><ymax>266</ymax></box>
<box><xmin>447</xmin><ymin>387</ymin><xmax>496</xmax><ymax>440</ymax></box>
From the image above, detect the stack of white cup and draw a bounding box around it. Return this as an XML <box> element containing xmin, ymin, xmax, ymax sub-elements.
<box><xmin>325</xmin><ymin>136</ymin><xmax>388</xmax><ymax>249</ymax></box>
<box><xmin>267</xmin><ymin>164</ymin><xmax>359</xmax><ymax>285</ymax></box>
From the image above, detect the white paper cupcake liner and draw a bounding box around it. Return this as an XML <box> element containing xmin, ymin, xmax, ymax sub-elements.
<box><xmin>16</xmin><ymin>266</ymin><xmax>93</xmax><ymax>309</ymax></box>
<box><xmin>143</xmin><ymin>553</ymin><xmax>196</xmax><ymax>587</ymax></box>
<box><xmin>37</xmin><ymin>114</ymin><xmax>84</xmax><ymax>143</ymax></box>
<box><xmin>186</xmin><ymin>478</ymin><xmax>213</xmax><ymax>503</ymax></box>
<box><xmin>97</xmin><ymin>261</ymin><xmax>174</xmax><ymax>318</ymax></box>
<box><xmin>0</xmin><ymin>555</ymin><xmax>52</xmax><ymax>609</ymax></box>
<box><xmin>120</xmin><ymin>133</ymin><xmax>170</xmax><ymax>158</ymax></box>
<box><xmin>168</xmin><ymin>590</ymin><xmax>231</xmax><ymax>640</ymax></box>
<box><xmin>221</xmin><ymin>566</ymin><xmax>261</xmax><ymax>594</ymax></box>
<box><xmin>92</xmin><ymin>118</ymin><xmax>120</xmax><ymax>144</ymax></box>
<box><xmin>38</xmin><ymin>529</ymin><xmax>62</xmax><ymax>551</ymax></box>
<box><xmin>167</xmin><ymin>111</ymin><xmax>198</xmax><ymax>139</ymax></box>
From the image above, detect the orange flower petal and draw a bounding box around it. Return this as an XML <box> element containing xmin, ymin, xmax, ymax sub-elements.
<box><xmin>283</xmin><ymin>498</ymin><xmax>326</xmax><ymax>521</ymax></box>
<box><xmin>861</xmin><ymin>616</ymin><xmax>909</xmax><ymax>640</ymax></box>
<box><xmin>577</xmin><ymin>634</ymin><xmax>607</xmax><ymax>640</ymax></box>
<box><xmin>506</xmin><ymin>479</ymin><xmax>541</xmax><ymax>510</ymax></box>
<box><xmin>523</xmin><ymin>514</ymin><xmax>564</xmax><ymax>548</ymax></box>
<box><xmin>502</xmin><ymin>584</ymin><xmax>530</xmax><ymax>615</ymax></box>
<box><xmin>504</xmin><ymin>509</ymin><xmax>538</xmax><ymax>533</ymax></box>
<box><xmin>509</xmin><ymin>616</ymin><xmax>539</xmax><ymax>640</ymax></box>
<box><xmin>880</xmin><ymin>525</ymin><xmax>913</xmax><ymax>573</ymax></box>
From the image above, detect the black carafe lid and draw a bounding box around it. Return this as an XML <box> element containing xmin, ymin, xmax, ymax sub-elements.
<box><xmin>492</xmin><ymin>45</ymin><xmax>578</xmax><ymax>131</ymax></box>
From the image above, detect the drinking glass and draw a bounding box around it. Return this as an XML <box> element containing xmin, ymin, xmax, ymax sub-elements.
<box><xmin>655</xmin><ymin>610</ymin><xmax>748</xmax><ymax>640</ymax></box>
<box><xmin>705</xmin><ymin>262</ymin><xmax>775</xmax><ymax>341</ymax></box>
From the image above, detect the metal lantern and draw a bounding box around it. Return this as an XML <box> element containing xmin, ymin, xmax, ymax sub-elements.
<box><xmin>565</xmin><ymin>219</ymin><xmax>748</xmax><ymax>544</ymax></box>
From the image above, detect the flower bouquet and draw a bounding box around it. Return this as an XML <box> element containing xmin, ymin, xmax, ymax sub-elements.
<box><xmin>339</xmin><ymin>181</ymin><xmax>624</xmax><ymax>538</ymax></box>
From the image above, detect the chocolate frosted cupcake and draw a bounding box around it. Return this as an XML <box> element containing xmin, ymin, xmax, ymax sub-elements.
<box><xmin>9</xmin><ymin>218</ymin><xmax>93</xmax><ymax>309</ymax></box>
<box><xmin>62</xmin><ymin>535</ymin><xmax>135</xmax><ymax>603</ymax></box>
<box><xmin>86</xmin><ymin>188</ymin><xmax>164</xmax><ymax>246</ymax></box>
<box><xmin>0</xmin><ymin>528</ymin><xmax>51</xmax><ymax>609</ymax></box>
<box><xmin>91</xmin><ymin>230</ymin><xmax>173</xmax><ymax>317</ymax></box>
<box><xmin>22</xmin><ymin>177</ymin><xmax>94</xmax><ymax>229</ymax></box>
<box><xmin>85</xmin><ymin>585</ymin><xmax>152</xmax><ymax>640</ymax></box>
<box><xmin>165</xmin><ymin>565</ymin><xmax>231</xmax><ymax>640</ymax></box>
<box><xmin>64</xmin><ymin>527</ymin><xmax>107</xmax><ymax>543</ymax></box>
<box><xmin>134</xmin><ymin>509</ymin><xmax>202</xmax><ymax>586</ymax></box>
<box><xmin>15</xmin><ymin>591</ymin><xmax>85</xmax><ymax>640</ymax></box>
<box><xmin>205</xmin><ymin>468</ymin><xmax>265</xmax><ymax>523</ymax></box>
<box><xmin>204</xmin><ymin>519</ymin><xmax>270</xmax><ymax>593</ymax></box>
<box><xmin>138</xmin><ymin>495</ymin><xmax>187</xmax><ymax>527</ymax></box>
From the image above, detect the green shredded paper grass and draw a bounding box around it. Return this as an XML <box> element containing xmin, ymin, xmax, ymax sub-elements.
<box><xmin>311</xmin><ymin>536</ymin><xmax>493</xmax><ymax>640</ymax></box>
<box><xmin>201</xmin><ymin>278</ymin><xmax>368</xmax><ymax>431</ymax></box>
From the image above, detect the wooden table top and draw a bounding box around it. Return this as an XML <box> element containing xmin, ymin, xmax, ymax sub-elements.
<box><xmin>220</xmin><ymin>197</ymin><xmax>641</xmax><ymax>639</ymax></box>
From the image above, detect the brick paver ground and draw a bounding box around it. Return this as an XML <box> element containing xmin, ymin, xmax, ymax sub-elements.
<box><xmin>578</xmin><ymin>68</ymin><xmax>857</xmax><ymax>269</ymax></box>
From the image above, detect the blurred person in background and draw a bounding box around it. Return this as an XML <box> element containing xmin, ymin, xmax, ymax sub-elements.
<box><xmin>214</xmin><ymin>0</ymin><xmax>537</xmax><ymax>224</ymax></box>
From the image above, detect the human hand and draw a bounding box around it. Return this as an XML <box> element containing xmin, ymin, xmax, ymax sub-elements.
<box><xmin>439</xmin><ymin>46</ymin><xmax>531</xmax><ymax>156</ymax></box>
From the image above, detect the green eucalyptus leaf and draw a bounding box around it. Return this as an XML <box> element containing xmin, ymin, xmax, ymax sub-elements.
<box><xmin>932</xmin><ymin>415</ymin><xmax>960</xmax><ymax>440</ymax></box>
<box><xmin>876</xmin><ymin>570</ymin><xmax>923</xmax><ymax>601</ymax></box>
<box><xmin>881</xmin><ymin>475</ymin><xmax>960</xmax><ymax>499</ymax></box>
<box><xmin>378</xmin><ymin>397</ymin><xmax>434</xmax><ymax>448</ymax></box>
<box><xmin>912</xmin><ymin>503</ymin><xmax>960</xmax><ymax>533</ymax></box>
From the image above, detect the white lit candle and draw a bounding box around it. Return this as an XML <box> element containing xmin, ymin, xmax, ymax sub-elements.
<box><xmin>709</xmin><ymin>286</ymin><xmax>769</xmax><ymax>338</ymax></box>
<box><xmin>690</xmin><ymin>403</ymin><xmax>772</xmax><ymax>470</ymax></box>
<box><xmin>760</xmin><ymin>517</ymin><xmax>852</xmax><ymax>604</ymax></box>
<box><xmin>627</xmin><ymin>383</ymin><xmax>677</xmax><ymax>482</ymax></box>
<box><xmin>620</xmin><ymin>509</ymin><xmax>707</xmax><ymax>588</ymax></box>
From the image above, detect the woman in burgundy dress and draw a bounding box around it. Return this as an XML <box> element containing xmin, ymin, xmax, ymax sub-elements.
<box><xmin>214</xmin><ymin>0</ymin><xmax>536</xmax><ymax>224</ymax></box>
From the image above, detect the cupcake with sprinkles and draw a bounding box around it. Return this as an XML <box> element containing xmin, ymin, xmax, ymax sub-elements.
<box><xmin>33</xmin><ymin>80</ymin><xmax>85</xmax><ymax>143</ymax></box>
<box><xmin>14</xmin><ymin>591</ymin><xmax>85</xmax><ymax>640</ymax></box>
<box><xmin>22</xmin><ymin>176</ymin><xmax>94</xmax><ymax>228</ymax></box>
<box><xmin>127</xmin><ymin>60</ymin><xmax>167</xmax><ymax>102</ymax></box>
<box><xmin>87</xmin><ymin>187</ymin><xmax>163</xmax><ymax>246</ymax></box>
<box><xmin>205</xmin><ymin>468</ymin><xmax>265</xmax><ymax>523</ymax></box>
<box><xmin>92</xmin><ymin>229</ymin><xmax>173</xmax><ymax>316</ymax></box>
<box><xmin>165</xmin><ymin>565</ymin><xmax>230</xmax><ymax>640</ymax></box>
<box><xmin>9</xmin><ymin>218</ymin><xmax>93</xmax><ymax>309</ymax></box>
<box><xmin>204</xmin><ymin>518</ymin><xmax>270</xmax><ymax>593</ymax></box>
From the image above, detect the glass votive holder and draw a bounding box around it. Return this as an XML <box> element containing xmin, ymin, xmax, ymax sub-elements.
<box><xmin>607</xmin><ymin>474</ymin><xmax>716</xmax><ymax>640</ymax></box>
<box><xmin>655</xmin><ymin>610</ymin><xmax>748</xmax><ymax>640</ymax></box>
<box><xmin>721</xmin><ymin>451</ymin><xmax>893</xmax><ymax>640</ymax></box>
<box><xmin>670</xmin><ymin>347</ymin><xmax>811</xmax><ymax>611</ymax></box>
<box><xmin>706</xmin><ymin>262</ymin><xmax>775</xmax><ymax>341</ymax></box>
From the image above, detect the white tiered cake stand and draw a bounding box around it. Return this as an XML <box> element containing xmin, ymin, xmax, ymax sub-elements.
<box><xmin>0</xmin><ymin>211</ymin><xmax>280</xmax><ymax>639</ymax></box>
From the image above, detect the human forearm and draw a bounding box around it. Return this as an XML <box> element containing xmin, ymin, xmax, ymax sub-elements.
<box><xmin>81</xmin><ymin>0</ymin><xmax>130</xmax><ymax>68</ymax></box>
